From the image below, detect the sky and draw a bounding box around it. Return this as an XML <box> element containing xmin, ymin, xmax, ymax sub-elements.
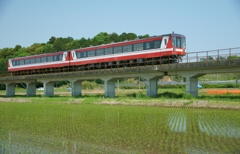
<box><xmin>0</xmin><ymin>0</ymin><xmax>239</xmax><ymax>52</ymax></box>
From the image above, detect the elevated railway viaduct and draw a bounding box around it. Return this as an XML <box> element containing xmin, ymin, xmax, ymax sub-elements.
<box><xmin>0</xmin><ymin>47</ymin><xmax>240</xmax><ymax>97</ymax></box>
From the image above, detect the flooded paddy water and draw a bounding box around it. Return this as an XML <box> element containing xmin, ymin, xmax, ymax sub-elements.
<box><xmin>0</xmin><ymin>102</ymin><xmax>239</xmax><ymax>153</ymax></box>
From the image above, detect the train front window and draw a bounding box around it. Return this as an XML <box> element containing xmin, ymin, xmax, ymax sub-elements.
<box><xmin>176</xmin><ymin>38</ymin><xmax>181</xmax><ymax>48</ymax></box>
<box><xmin>173</xmin><ymin>37</ymin><xmax>186</xmax><ymax>48</ymax></box>
<box><xmin>181</xmin><ymin>37</ymin><xmax>186</xmax><ymax>48</ymax></box>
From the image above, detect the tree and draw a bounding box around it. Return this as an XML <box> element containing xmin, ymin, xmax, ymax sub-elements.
<box><xmin>138</xmin><ymin>34</ymin><xmax>150</xmax><ymax>39</ymax></box>
<box><xmin>119</xmin><ymin>32</ymin><xmax>128</xmax><ymax>41</ymax></box>
<box><xmin>53</xmin><ymin>37</ymin><xmax>74</xmax><ymax>51</ymax></box>
<box><xmin>126</xmin><ymin>33</ymin><xmax>137</xmax><ymax>40</ymax></box>
<box><xmin>79</xmin><ymin>37</ymin><xmax>90</xmax><ymax>48</ymax></box>
<box><xmin>13</xmin><ymin>45</ymin><xmax>22</xmax><ymax>52</ymax></box>
<box><xmin>0</xmin><ymin>48</ymin><xmax>14</xmax><ymax>59</ymax></box>
<box><xmin>48</xmin><ymin>36</ymin><xmax>56</xmax><ymax>44</ymax></box>
<box><xmin>13</xmin><ymin>48</ymin><xmax>29</xmax><ymax>57</ymax></box>
<box><xmin>227</xmin><ymin>55</ymin><xmax>239</xmax><ymax>59</ymax></box>
<box><xmin>91</xmin><ymin>32</ymin><xmax>110</xmax><ymax>46</ymax></box>
<box><xmin>70</xmin><ymin>40</ymin><xmax>81</xmax><ymax>49</ymax></box>
<box><xmin>0</xmin><ymin>58</ymin><xmax>8</xmax><ymax>73</ymax></box>
<box><xmin>35</xmin><ymin>44</ymin><xmax>54</xmax><ymax>54</ymax></box>
<box><xmin>109</xmin><ymin>33</ymin><xmax>121</xmax><ymax>42</ymax></box>
<box><xmin>24</xmin><ymin>43</ymin><xmax>43</xmax><ymax>55</ymax></box>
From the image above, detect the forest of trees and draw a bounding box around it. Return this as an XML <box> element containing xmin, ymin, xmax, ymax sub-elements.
<box><xmin>0</xmin><ymin>32</ymin><xmax>150</xmax><ymax>74</ymax></box>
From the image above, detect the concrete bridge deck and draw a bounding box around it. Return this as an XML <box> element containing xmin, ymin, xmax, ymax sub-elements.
<box><xmin>0</xmin><ymin>47</ymin><xmax>240</xmax><ymax>97</ymax></box>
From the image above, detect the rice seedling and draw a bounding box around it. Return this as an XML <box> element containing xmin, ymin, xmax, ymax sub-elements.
<box><xmin>0</xmin><ymin>102</ymin><xmax>239</xmax><ymax>153</ymax></box>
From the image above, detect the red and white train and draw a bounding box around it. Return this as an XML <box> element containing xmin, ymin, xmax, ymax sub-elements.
<box><xmin>8</xmin><ymin>32</ymin><xmax>186</xmax><ymax>75</ymax></box>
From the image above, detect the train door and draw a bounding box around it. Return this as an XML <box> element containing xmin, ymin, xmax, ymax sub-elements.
<box><xmin>160</xmin><ymin>36</ymin><xmax>169</xmax><ymax>49</ymax></box>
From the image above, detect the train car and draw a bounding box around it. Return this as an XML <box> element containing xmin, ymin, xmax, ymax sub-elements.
<box><xmin>8</xmin><ymin>51</ymin><xmax>71</xmax><ymax>75</ymax></box>
<box><xmin>8</xmin><ymin>32</ymin><xmax>186</xmax><ymax>75</ymax></box>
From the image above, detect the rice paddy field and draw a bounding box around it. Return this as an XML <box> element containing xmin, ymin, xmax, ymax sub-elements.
<box><xmin>0</xmin><ymin>100</ymin><xmax>240</xmax><ymax>154</ymax></box>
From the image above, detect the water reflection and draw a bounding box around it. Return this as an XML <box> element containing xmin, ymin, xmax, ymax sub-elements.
<box><xmin>168</xmin><ymin>112</ymin><xmax>186</xmax><ymax>132</ymax></box>
<box><xmin>198</xmin><ymin>116</ymin><xmax>240</xmax><ymax>138</ymax></box>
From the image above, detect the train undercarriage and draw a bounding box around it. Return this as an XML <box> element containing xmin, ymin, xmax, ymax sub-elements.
<box><xmin>11</xmin><ymin>55</ymin><xmax>182</xmax><ymax>76</ymax></box>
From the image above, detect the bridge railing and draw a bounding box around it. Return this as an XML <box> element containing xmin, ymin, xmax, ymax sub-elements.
<box><xmin>182</xmin><ymin>47</ymin><xmax>240</xmax><ymax>63</ymax></box>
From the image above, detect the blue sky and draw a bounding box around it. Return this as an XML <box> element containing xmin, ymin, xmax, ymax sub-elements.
<box><xmin>0</xmin><ymin>0</ymin><xmax>239</xmax><ymax>52</ymax></box>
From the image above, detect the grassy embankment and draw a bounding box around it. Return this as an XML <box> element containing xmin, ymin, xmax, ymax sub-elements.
<box><xmin>0</xmin><ymin>87</ymin><xmax>240</xmax><ymax>109</ymax></box>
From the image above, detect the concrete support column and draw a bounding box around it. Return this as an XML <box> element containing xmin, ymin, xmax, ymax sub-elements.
<box><xmin>185</xmin><ymin>76</ymin><xmax>198</xmax><ymax>97</ymax></box>
<box><xmin>142</xmin><ymin>75</ymin><xmax>163</xmax><ymax>97</ymax></box>
<box><xmin>184</xmin><ymin>73</ymin><xmax>205</xmax><ymax>97</ymax></box>
<box><xmin>102</xmin><ymin>78</ymin><xmax>116</xmax><ymax>97</ymax></box>
<box><xmin>70</xmin><ymin>80</ymin><xmax>82</xmax><ymax>96</ymax></box>
<box><xmin>5</xmin><ymin>83</ymin><xmax>15</xmax><ymax>97</ymax></box>
<box><xmin>43</xmin><ymin>81</ymin><xmax>55</xmax><ymax>97</ymax></box>
<box><xmin>26</xmin><ymin>82</ymin><xmax>36</xmax><ymax>96</ymax></box>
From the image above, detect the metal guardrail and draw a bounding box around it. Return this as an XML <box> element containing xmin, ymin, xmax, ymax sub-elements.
<box><xmin>182</xmin><ymin>47</ymin><xmax>240</xmax><ymax>63</ymax></box>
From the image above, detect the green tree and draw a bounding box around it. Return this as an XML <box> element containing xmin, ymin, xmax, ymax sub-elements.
<box><xmin>79</xmin><ymin>37</ymin><xmax>90</xmax><ymax>48</ymax></box>
<box><xmin>227</xmin><ymin>55</ymin><xmax>239</xmax><ymax>59</ymax></box>
<box><xmin>91</xmin><ymin>32</ymin><xmax>110</xmax><ymax>45</ymax></box>
<box><xmin>24</xmin><ymin>43</ymin><xmax>43</xmax><ymax>55</ymax></box>
<box><xmin>138</xmin><ymin>34</ymin><xmax>150</xmax><ymax>39</ymax></box>
<box><xmin>0</xmin><ymin>48</ymin><xmax>14</xmax><ymax>59</ymax></box>
<box><xmin>53</xmin><ymin>37</ymin><xmax>74</xmax><ymax>51</ymax></box>
<box><xmin>0</xmin><ymin>58</ymin><xmax>8</xmax><ymax>73</ymax></box>
<box><xmin>48</xmin><ymin>36</ymin><xmax>56</xmax><ymax>44</ymax></box>
<box><xmin>126</xmin><ymin>33</ymin><xmax>137</xmax><ymax>40</ymax></box>
<box><xmin>13</xmin><ymin>48</ymin><xmax>29</xmax><ymax>57</ymax></box>
<box><xmin>119</xmin><ymin>32</ymin><xmax>128</xmax><ymax>41</ymax></box>
<box><xmin>109</xmin><ymin>33</ymin><xmax>121</xmax><ymax>42</ymax></box>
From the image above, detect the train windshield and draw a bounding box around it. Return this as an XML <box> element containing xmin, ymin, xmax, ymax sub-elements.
<box><xmin>172</xmin><ymin>36</ymin><xmax>186</xmax><ymax>48</ymax></box>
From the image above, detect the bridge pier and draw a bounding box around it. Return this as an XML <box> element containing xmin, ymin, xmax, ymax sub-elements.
<box><xmin>184</xmin><ymin>73</ymin><xmax>205</xmax><ymax>97</ymax></box>
<box><xmin>5</xmin><ymin>82</ymin><xmax>15</xmax><ymax>97</ymax></box>
<box><xmin>26</xmin><ymin>82</ymin><xmax>36</xmax><ymax>96</ymax></box>
<box><xmin>70</xmin><ymin>80</ymin><xmax>82</xmax><ymax>96</ymax></box>
<box><xmin>42</xmin><ymin>81</ymin><xmax>55</xmax><ymax>97</ymax></box>
<box><xmin>142</xmin><ymin>75</ymin><xmax>163</xmax><ymax>97</ymax></box>
<box><xmin>102</xmin><ymin>78</ymin><xmax>116</xmax><ymax>97</ymax></box>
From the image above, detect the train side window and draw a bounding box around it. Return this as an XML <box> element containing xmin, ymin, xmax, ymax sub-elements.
<box><xmin>145</xmin><ymin>42</ymin><xmax>151</xmax><ymax>50</ymax></box>
<box><xmin>47</xmin><ymin>56</ymin><xmax>53</xmax><ymax>62</ymax></box>
<box><xmin>36</xmin><ymin>58</ymin><xmax>41</xmax><ymax>63</ymax></box>
<box><xmin>12</xmin><ymin>61</ymin><xmax>16</xmax><ymax>66</ymax></box>
<box><xmin>154</xmin><ymin>40</ymin><xmax>161</xmax><ymax>48</ymax></box>
<box><xmin>134</xmin><ymin>43</ymin><xmax>143</xmax><ymax>51</ymax></box>
<box><xmin>123</xmin><ymin>45</ymin><xmax>132</xmax><ymax>52</ymax></box>
<box><xmin>96</xmin><ymin>49</ymin><xmax>104</xmax><ymax>56</ymax></box>
<box><xmin>20</xmin><ymin>60</ymin><xmax>24</xmax><ymax>65</ymax></box>
<box><xmin>76</xmin><ymin>52</ymin><xmax>81</xmax><ymax>58</ymax></box>
<box><xmin>114</xmin><ymin>46</ymin><xmax>122</xmax><ymax>54</ymax></box>
<box><xmin>41</xmin><ymin>57</ymin><xmax>47</xmax><ymax>62</ymax></box>
<box><xmin>15</xmin><ymin>60</ymin><xmax>20</xmax><ymax>66</ymax></box>
<box><xmin>88</xmin><ymin>50</ymin><xmax>95</xmax><ymax>57</ymax></box>
<box><xmin>25</xmin><ymin>59</ymin><xmax>29</xmax><ymax>65</ymax></box>
<box><xmin>53</xmin><ymin>55</ymin><xmax>58</xmax><ymax>61</ymax></box>
<box><xmin>59</xmin><ymin>54</ymin><xmax>63</xmax><ymax>60</ymax></box>
<box><xmin>82</xmin><ymin>52</ymin><xmax>87</xmax><ymax>58</ymax></box>
<box><xmin>105</xmin><ymin>48</ymin><xmax>113</xmax><ymax>55</ymax></box>
<box><xmin>29</xmin><ymin>58</ymin><xmax>35</xmax><ymax>64</ymax></box>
